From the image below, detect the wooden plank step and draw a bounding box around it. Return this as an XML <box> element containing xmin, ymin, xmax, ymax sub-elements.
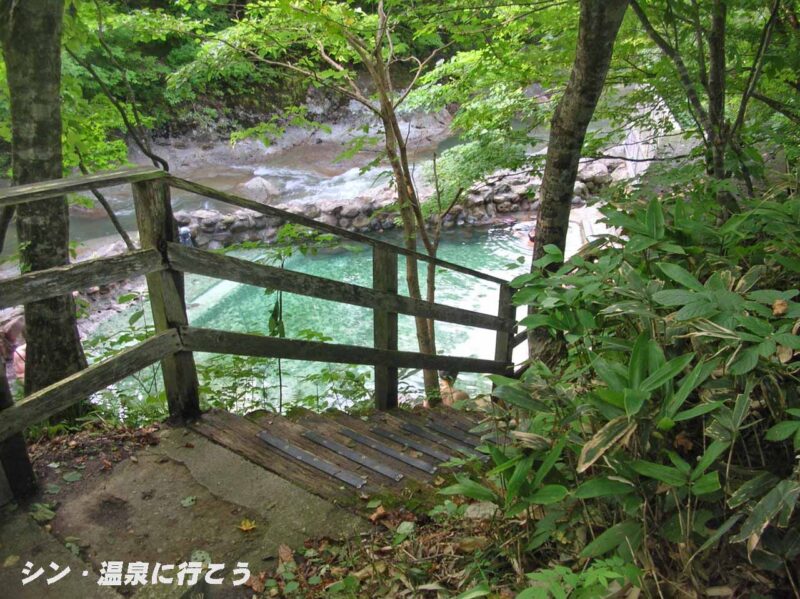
<box><xmin>372</xmin><ymin>410</ymin><xmax>484</xmax><ymax>461</ymax></box>
<box><xmin>387</xmin><ymin>411</ymin><xmax>488</xmax><ymax>461</ymax></box>
<box><xmin>291</xmin><ymin>410</ymin><xmax>436</xmax><ymax>485</ymax></box>
<box><xmin>189</xmin><ymin>409</ymin><xmax>354</xmax><ymax>503</ymax></box>
<box><xmin>256</xmin><ymin>431</ymin><xmax>366</xmax><ymax>489</ymax></box>
<box><xmin>251</xmin><ymin>414</ymin><xmax>394</xmax><ymax>493</ymax></box>
<box><xmin>301</xmin><ymin>430</ymin><xmax>404</xmax><ymax>483</ymax></box>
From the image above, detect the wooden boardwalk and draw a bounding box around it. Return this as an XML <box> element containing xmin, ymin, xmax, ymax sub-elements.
<box><xmin>191</xmin><ymin>407</ymin><xmax>488</xmax><ymax>504</ymax></box>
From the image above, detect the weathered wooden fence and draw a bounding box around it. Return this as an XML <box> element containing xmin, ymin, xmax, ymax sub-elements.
<box><xmin>0</xmin><ymin>166</ymin><xmax>525</xmax><ymax>498</ymax></box>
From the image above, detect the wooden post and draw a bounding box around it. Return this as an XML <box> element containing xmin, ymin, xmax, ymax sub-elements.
<box><xmin>373</xmin><ymin>246</ymin><xmax>398</xmax><ymax>410</ymax></box>
<box><xmin>494</xmin><ymin>283</ymin><xmax>516</xmax><ymax>377</ymax></box>
<box><xmin>0</xmin><ymin>368</ymin><xmax>36</xmax><ymax>500</ymax></box>
<box><xmin>132</xmin><ymin>180</ymin><xmax>200</xmax><ymax>422</ymax></box>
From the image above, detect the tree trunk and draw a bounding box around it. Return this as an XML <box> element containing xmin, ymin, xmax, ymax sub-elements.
<box><xmin>528</xmin><ymin>0</ymin><xmax>629</xmax><ymax>364</ymax></box>
<box><xmin>379</xmin><ymin>106</ymin><xmax>439</xmax><ymax>398</ymax></box>
<box><xmin>1</xmin><ymin>1</ymin><xmax>88</xmax><ymax>407</ymax></box>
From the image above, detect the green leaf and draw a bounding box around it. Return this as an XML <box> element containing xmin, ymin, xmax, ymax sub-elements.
<box><xmin>628</xmin><ymin>332</ymin><xmax>650</xmax><ymax>388</ymax></box>
<box><xmin>691</xmin><ymin>440</ymin><xmax>730</xmax><ymax>480</ymax></box>
<box><xmin>506</xmin><ymin>454</ymin><xmax>534</xmax><ymax>504</ymax></box>
<box><xmin>640</xmin><ymin>353</ymin><xmax>695</xmax><ymax>393</ymax></box>
<box><xmin>765</xmin><ymin>421</ymin><xmax>800</xmax><ymax>442</ymax></box>
<box><xmin>455</xmin><ymin>584</ymin><xmax>491</xmax><ymax>599</ymax></box>
<box><xmin>577</xmin><ymin>416</ymin><xmax>637</xmax><ymax>473</ymax></box>
<box><xmin>532</xmin><ymin>437</ymin><xmax>566</xmax><ymax>488</ymax></box>
<box><xmin>728</xmin><ymin>346</ymin><xmax>759</xmax><ymax>375</ymax></box>
<box><xmin>663</xmin><ymin>360</ymin><xmax>716</xmax><ymax>419</ymax></box>
<box><xmin>491</xmin><ymin>384</ymin><xmax>548</xmax><ymax>413</ymax></box>
<box><xmin>30</xmin><ymin>503</ymin><xmax>56</xmax><ymax>523</ymax></box>
<box><xmin>646</xmin><ymin>198</ymin><xmax>665</xmax><ymax>240</ymax></box>
<box><xmin>692</xmin><ymin>471</ymin><xmax>721</xmax><ymax>496</ymax></box>
<box><xmin>575</xmin><ymin>477</ymin><xmax>634</xmax><ymax>499</ymax></box>
<box><xmin>690</xmin><ymin>514</ymin><xmax>743</xmax><ymax>560</ymax></box>
<box><xmin>731</xmin><ymin>480</ymin><xmax>800</xmax><ymax>549</ymax></box>
<box><xmin>439</xmin><ymin>475</ymin><xmax>497</xmax><ymax>503</ymax></box>
<box><xmin>623</xmin><ymin>389</ymin><xmax>648</xmax><ymax>417</ymax></box>
<box><xmin>652</xmin><ymin>289</ymin><xmax>699</xmax><ymax>306</ymax></box>
<box><xmin>673</xmin><ymin>400</ymin><xmax>724</xmax><ymax>422</ymax></box>
<box><xmin>579</xmin><ymin>520</ymin><xmax>642</xmax><ymax>558</ymax></box>
<box><xmin>729</xmin><ymin>472</ymin><xmax>780</xmax><ymax>509</ymax></box>
<box><xmin>658</xmin><ymin>263</ymin><xmax>705</xmax><ymax>291</ymax></box>
<box><xmin>674</xmin><ymin>300</ymin><xmax>719</xmax><ymax>320</ymax></box>
<box><xmin>630</xmin><ymin>460</ymin><xmax>687</xmax><ymax>487</ymax></box>
<box><xmin>528</xmin><ymin>485</ymin><xmax>568</xmax><ymax>505</ymax></box>
<box><xmin>181</xmin><ymin>495</ymin><xmax>197</xmax><ymax>508</ymax></box>
<box><xmin>62</xmin><ymin>471</ymin><xmax>82</xmax><ymax>483</ymax></box>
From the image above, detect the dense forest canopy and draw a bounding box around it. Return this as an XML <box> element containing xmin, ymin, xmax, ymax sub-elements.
<box><xmin>1</xmin><ymin>1</ymin><xmax>800</xmax><ymax>597</ymax></box>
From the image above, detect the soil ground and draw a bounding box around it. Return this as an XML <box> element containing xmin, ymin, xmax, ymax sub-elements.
<box><xmin>0</xmin><ymin>425</ymin><xmax>367</xmax><ymax>598</ymax></box>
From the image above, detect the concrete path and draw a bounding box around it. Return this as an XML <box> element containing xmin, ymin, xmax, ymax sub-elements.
<box><xmin>0</xmin><ymin>426</ymin><xmax>367</xmax><ymax>598</ymax></box>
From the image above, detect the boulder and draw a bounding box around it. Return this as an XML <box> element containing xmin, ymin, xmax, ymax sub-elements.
<box><xmin>173</xmin><ymin>211</ymin><xmax>192</xmax><ymax>226</ymax></box>
<box><xmin>236</xmin><ymin>176</ymin><xmax>279</xmax><ymax>200</ymax></box>
<box><xmin>573</xmin><ymin>180</ymin><xmax>589</xmax><ymax>198</ymax></box>
<box><xmin>352</xmin><ymin>215</ymin><xmax>371</xmax><ymax>229</ymax></box>
<box><xmin>577</xmin><ymin>161</ymin><xmax>611</xmax><ymax>186</ymax></box>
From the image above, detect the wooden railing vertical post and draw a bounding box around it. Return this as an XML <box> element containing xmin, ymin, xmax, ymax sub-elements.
<box><xmin>132</xmin><ymin>179</ymin><xmax>200</xmax><ymax>422</ymax></box>
<box><xmin>373</xmin><ymin>246</ymin><xmax>398</xmax><ymax>410</ymax></box>
<box><xmin>0</xmin><ymin>369</ymin><xmax>36</xmax><ymax>500</ymax></box>
<box><xmin>494</xmin><ymin>283</ymin><xmax>516</xmax><ymax>376</ymax></box>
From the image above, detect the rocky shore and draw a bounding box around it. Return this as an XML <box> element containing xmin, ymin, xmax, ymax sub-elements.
<box><xmin>174</xmin><ymin>156</ymin><xmax>629</xmax><ymax>250</ymax></box>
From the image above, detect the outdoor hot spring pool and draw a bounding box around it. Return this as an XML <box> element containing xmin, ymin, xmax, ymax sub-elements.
<box><xmin>88</xmin><ymin>225</ymin><xmax>532</xmax><ymax>413</ymax></box>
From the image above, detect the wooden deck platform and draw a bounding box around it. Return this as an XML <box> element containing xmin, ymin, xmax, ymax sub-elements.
<box><xmin>191</xmin><ymin>407</ymin><xmax>489</xmax><ymax>506</ymax></box>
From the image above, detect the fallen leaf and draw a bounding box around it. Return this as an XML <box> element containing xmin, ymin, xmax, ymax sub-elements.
<box><xmin>30</xmin><ymin>503</ymin><xmax>56</xmax><ymax>523</ymax></box>
<box><xmin>245</xmin><ymin>575</ymin><xmax>265</xmax><ymax>593</ymax></box>
<box><xmin>369</xmin><ymin>505</ymin><xmax>388</xmax><ymax>523</ymax></box>
<box><xmin>62</xmin><ymin>471</ymin><xmax>82</xmax><ymax>483</ymax></box>
<box><xmin>673</xmin><ymin>431</ymin><xmax>694</xmax><ymax>452</ymax></box>
<box><xmin>238</xmin><ymin>518</ymin><xmax>257</xmax><ymax>532</ymax></box>
<box><xmin>773</xmin><ymin>299</ymin><xmax>788</xmax><ymax>316</ymax></box>
<box><xmin>277</xmin><ymin>544</ymin><xmax>294</xmax><ymax>565</ymax></box>
<box><xmin>777</xmin><ymin>345</ymin><xmax>793</xmax><ymax>364</ymax></box>
<box><xmin>456</xmin><ymin>536</ymin><xmax>490</xmax><ymax>553</ymax></box>
<box><xmin>180</xmin><ymin>495</ymin><xmax>197</xmax><ymax>508</ymax></box>
<box><xmin>353</xmin><ymin>560</ymin><xmax>386</xmax><ymax>580</ymax></box>
<box><xmin>3</xmin><ymin>555</ymin><xmax>20</xmax><ymax>567</ymax></box>
<box><xmin>129</xmin><ymin>455</ymin><xmax>138</xmax><ymax>463</ymax></box>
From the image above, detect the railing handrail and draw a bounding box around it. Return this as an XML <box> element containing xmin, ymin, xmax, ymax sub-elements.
<box><xmin>0</xmin><ymin>166</ymin><xmax>166</xmax><ymax>207</ymax></box>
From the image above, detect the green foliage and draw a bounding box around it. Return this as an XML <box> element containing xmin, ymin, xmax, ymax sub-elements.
<box><xmin>461</xmin><ymin>182</ymin><xmax>800</xmax><ymax>590</ymax></box>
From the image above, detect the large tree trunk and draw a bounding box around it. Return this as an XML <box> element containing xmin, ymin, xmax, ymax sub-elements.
<box><xmin>528</xmin><ymin>0</ymin><xmax>629</xmax><ymax>364</ymax></box>
<box><xmin>1</xmin><ymin>1</ymin><xmax>88</xmax><ymax>404</ymax></box>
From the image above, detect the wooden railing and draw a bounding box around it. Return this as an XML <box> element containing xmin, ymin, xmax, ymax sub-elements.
<box><xmin>0</xmin><ymin>166</ymin><xmax>525</xmax><ymax>452</ymax></box>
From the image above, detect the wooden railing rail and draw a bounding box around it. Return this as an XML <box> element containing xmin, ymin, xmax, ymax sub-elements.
<box><xmin>0</xmin><ymin>330</ymin><xmax>181</xmax><ymax>443</ymax></box>
<box><xmin>0</xmin><ymin>249</ymin><xmax>164</xmax><ymax>310</ymax></box>
<box><xmin>167</xmin><ymin>243</ymin><xmax>509</xmax><ymax>331</ymax></box>
<box><xmin>0</xmin><ymin>166</ymin><xmax>165</xmax><ymax>208</ymax></box>
<box><xmin>0</xmin><ymin>167</ymin><xmax>520</xmax><ymax>496</ymax></box>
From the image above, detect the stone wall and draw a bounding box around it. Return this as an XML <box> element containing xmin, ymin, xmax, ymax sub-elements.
<box><xmin>175</xmin><ymin>156</ymin><xmax>629</xmax><ymax>250</ymax></box>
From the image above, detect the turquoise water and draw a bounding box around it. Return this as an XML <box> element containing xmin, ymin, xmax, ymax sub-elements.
<box><xmin>93</xmin><ymin>225</ymin><xmax>530</xmax><ymax>409</ymax></box>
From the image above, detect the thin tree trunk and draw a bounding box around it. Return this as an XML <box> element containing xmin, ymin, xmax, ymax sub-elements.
<box><xmin>528</xmin><ymin>0</ymin><xmax>629</xmax><ymax>364</ymax></box>
<box><xmin>1</xmin><ymin>1</ymin><xmax>88</xmax><ymax>409</ymax></box>
<box><xmin>377</xmin><ymin>90</ymin><xmax>439</xmax><ymax>397</ymax></box>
